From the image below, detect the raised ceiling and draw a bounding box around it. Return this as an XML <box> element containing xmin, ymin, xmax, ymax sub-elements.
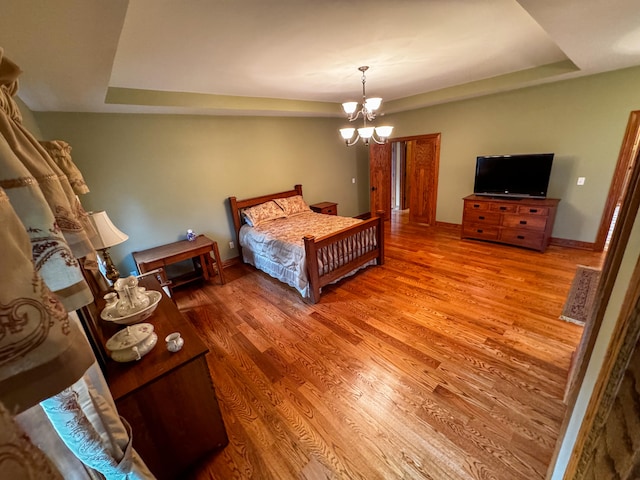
<box><xmin>1</xmin><ymin>0</ymin><xmax>640</xmax><ymax>117</ymax></box>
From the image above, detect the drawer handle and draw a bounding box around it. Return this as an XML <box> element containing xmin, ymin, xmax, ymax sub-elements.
<box><xmin>530</xmin><ymin>209</ymin><xmax>538</xmax><ymax>213</ymax></box>
<box><xmin>500</xmin><ymin>206</ymin><xmax>507</xmax><ymax>210</ymax></box>
<box><xmin>517</xmin><ymin>235</ymin><xmax>525</xmax><ymax>239</ymax></box>
<box><xmin>479</xmin><ymin>216</ymin><xmax>485</xmax><ymax>220</ymax></box>
<box><xmin>519</xmin><ymin>220</ymin><xmax>527</xmax><ymax>225</ymax></box>
<box><xmin>473</xmin><ymin>204</ymin><xmax>481</xmax><ymax>208</ymax></box>
<box><xmin>476</xmin><ymin>229</ymin><xmax>483</xmax><ymax>233</ymax></box>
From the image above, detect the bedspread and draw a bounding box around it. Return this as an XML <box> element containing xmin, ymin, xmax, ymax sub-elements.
<box><xmin>239</xmin><ymin>212</ymin><xmax>372</xmax><ymax>298</ymax></box>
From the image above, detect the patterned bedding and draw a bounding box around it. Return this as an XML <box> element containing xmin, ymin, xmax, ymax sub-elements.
<box><xmin>239</xmin><ymin>211</ymin><xmax>370</xmax><ymax>298</ymax></box>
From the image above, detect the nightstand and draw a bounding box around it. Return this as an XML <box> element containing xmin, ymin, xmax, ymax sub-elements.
<box><xmin>310</xmin><ymin>201</ymin><xmax>338</xmax><ymax>215</ymax></box>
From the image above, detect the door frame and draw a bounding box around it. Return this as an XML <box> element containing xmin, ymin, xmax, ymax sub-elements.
<box><xmin>593</xmin><ymin>111</ymin><xmax>640</xmax><ymax>251</ymax></box>
<box><xmin>375</xmin><ymin>133</ymin><xmax>440</xmax><ymax>223</ymax></box>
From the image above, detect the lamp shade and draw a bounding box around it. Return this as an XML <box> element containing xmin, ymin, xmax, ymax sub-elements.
<box><xmin>364</xmin><ymin>97</ymin><xmax>382</xmax><ymax>111</ymax></box>
<box><xmin>340</xmin><ymin>127</ymin><xmax>356</xmax><ymax>140</ymax></box>
<box><xmin>342</xmin><ymin>102</ymin><xmax>358</xmax><ymax>115</ymax></box>
<box><xmin>87</xmin><ymin>211</ymin><xmax>129</xmax><ymax>250</ymax></box>
<box><xmin>358</xmin><ymin>127</ymin><xmax>375</xmax><ymax>139</ymax></box>
<box><xmin>375</xmin><ymin>125</ymin><xmax>394</xmax><ymax>139</ymax></box>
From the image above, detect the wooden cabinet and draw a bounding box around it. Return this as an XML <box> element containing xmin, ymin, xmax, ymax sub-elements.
<box><xmin>461</xmin><ymin>195</ymin><xmax>560</xmax><ymax>252</ymax></box>
<box><xmin>310</xmin><ymin>201</ymin><xmax>338</xmax><ymax>215</ymax></box>
<box><xmin>98</xmin><ymin>276</ymin><xmax>228</xmax><ymax>479</ymax></box>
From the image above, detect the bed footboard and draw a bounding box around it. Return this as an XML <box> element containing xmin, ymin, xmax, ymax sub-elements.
<box><xmin>303</xmin><ymin>214</ymin><xmax>385</xmax><ymax>303</ymax></box>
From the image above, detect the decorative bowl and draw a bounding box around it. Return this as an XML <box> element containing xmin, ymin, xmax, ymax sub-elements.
<box><xmin>106</xmin><ymin>323</ymin><xmax>158</xmax><ymax>362</ymax></box>
<box><xmin>100</xmin><ymin>290</ymin><xmax>162</xmax><ymax>325</ymax></box>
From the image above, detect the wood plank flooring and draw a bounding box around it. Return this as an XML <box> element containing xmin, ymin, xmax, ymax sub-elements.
<box><xmin>175</xmin><ymin>213</ymin><xmax>603</xmax><ymax>480</ymax></box>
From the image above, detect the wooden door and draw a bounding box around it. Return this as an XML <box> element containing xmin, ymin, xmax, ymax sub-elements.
<box><xmin>370</xmin><ymin>142</ymin><xmax>392</xmax><ymax>217</ymax></box>
<box><xmin>408</xmin><ymin>134</ymin><xmax>440</xmax><ymax>225</ymax></box>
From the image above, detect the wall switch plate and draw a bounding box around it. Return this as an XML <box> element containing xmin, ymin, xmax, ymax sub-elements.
<box><xmin>229</xmin><ymin>241</ymin><xmax>235</xmax><ymax>249</ymax></box>
<box><xmin>577</xmin><ymin>177</ymin><xmax>586</xmax><ymax>185</ymax></box>
<box><xmin>352</xmin><ymin>177</ymin><xmax>356</xmax><ymax>184</ymax></box>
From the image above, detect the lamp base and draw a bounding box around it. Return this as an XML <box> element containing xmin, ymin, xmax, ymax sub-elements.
<box><xmin>100</xmin><ymin>248</ymin><xmax>120</xmax><ymax>285</ymax></box>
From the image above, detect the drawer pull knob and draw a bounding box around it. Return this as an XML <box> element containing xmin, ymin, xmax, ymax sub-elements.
<box><xmin>517</xmin><ymin>235</ymin><xmax>525</xmax><ymax>239</ymax></box>
<box><xmin>473</xmin><ymin>204</ymin><xmax>480</xmax><ymax>208</ymax></box>
<box><xmin>519</xmin><ymin>220</ymin><xmax>527</xmax><ymax>225</ymax></box>
<box><xmin>479</xmin><ymin>216</ymin><xmax>485</xmax><ymax>220</ymax></box>
<box><xmin>500</xmin><ymin>206</ymin><xmax>507</xmax><ymax>210</ymax></box>
<box><xmin>477</xmin><ymin>229</ymin><xmax>483</xmax><ymax>233</ymax></box>
<box><xmin>530</xmin><ymin>209</ymin><xmax>538</xmax><ymax>213</ymax></box>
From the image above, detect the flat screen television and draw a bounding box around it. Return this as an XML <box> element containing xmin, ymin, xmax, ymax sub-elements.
<box><xmin>473</xmin><ymin>153</ymin><xmax>554</xmax><ymax>198</ymax></box>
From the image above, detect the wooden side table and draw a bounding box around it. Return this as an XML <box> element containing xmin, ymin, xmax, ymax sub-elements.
<box><xmin>132</xmin><ymin>235</ymin><xmax>225</xmax><ymax>295</ymax></box>
<box><xmin>310</xmin><ymin>201</ymin><xmax>338</xmax><ymax>215</ymax></box>
<box><xmin>96</xmin><ymin>276</ymin><xmax>228</xmax><ymax>479</ymax></box>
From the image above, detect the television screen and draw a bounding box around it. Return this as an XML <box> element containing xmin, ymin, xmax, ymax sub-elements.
<box><xmin>473</xmin><ymin>153</ymin><xmax>554</xmax><ymax>198</ymax></box>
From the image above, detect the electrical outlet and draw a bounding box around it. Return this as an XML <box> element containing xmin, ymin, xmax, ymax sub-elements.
<box><xmin>229</xmin><ymin>241</ymin><xmax>235</xmax><ymax>249</ymax></box>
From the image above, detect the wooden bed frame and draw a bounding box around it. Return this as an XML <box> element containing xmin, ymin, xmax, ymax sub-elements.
<box><xmin>228</xmin><ymin>184</ymin><xmax>385</xmax><ymax>303</ymax></box>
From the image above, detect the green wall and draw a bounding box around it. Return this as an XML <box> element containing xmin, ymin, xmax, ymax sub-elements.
<box><xmin>385</xmin><ymin>66</ymin><xmax>640</xmax><ymax>241</ymax></box>
<box><xmin>32</xmin><ymin>66</ymin><xmax>640</xmax><ymax>275</ymax></box>
<box><xmin>15</xmin><ymin>96</ymin><xmax>42</xmax><ymax>138</ymax></box>
<box><xmin>34</xmin><ymin>113</ymin><xmax>365</xmax><ymax>276</ymax></box>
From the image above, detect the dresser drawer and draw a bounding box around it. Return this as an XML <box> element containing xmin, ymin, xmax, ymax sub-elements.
<box><xmin>501</xmin><ymin>214</ymin><xmax>547</xmax><ymax>230</ymax></box>
<box><xmin>517</xmin><ymin>205</ymin><xmax>549</xmax><ymax>216</ymax></box>
<box><xmin>463</xmin><ymin>224</ymin><xmax>499</xmax><ymax>240</ymax></box>
<box><xmin>464</xmin><ymin>201</ymin><xmax>491</xmax><ymax>212</ymax></box>
<box><xmin>463</xmin><ymin>211</ymin><xmax>501</xmax><ymax>224</ymax></box>
<box><xmin>499</xmin><ymin>229</ymin><xmax>545</xmax><ymax>250</ymax></box>
<box><xmin>490</xmin><ymin>203</ymin><xmax>518</xmax><ymax>213</ymax></box>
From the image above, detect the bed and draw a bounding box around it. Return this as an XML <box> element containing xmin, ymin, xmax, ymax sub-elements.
<box><xmin>229</xmin><ymin>185</ymin><xmax>385</xmax><ymax>303</ymax></box>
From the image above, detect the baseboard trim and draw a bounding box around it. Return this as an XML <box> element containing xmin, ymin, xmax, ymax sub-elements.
<box><xmin>222</xmin><ymin>256</ymin><xmax>242</xmax><ymax>269</ymax></box>
<box><xmin>436</xmin><ymin>221</ymin><xmax>461</xmax><ymax>231</ymax></box>
<box><xmin>550</xmin><ymin>237</ymin><xmax>596</xmax><ymax>251</ymax></box>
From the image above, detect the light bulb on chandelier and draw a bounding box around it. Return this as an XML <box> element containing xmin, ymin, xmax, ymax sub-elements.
<box><xmin>339</xmin><ymin>66</ymin><xmax>393</xmax><ymax>146</ymax></box>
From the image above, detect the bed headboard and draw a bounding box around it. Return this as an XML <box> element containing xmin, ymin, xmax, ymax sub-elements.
<box><xmin>228</xmin><ymin>184</ymin><xmax>303</xmax><ymax>255</ymax></box>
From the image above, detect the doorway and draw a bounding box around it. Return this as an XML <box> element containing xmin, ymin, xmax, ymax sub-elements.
<box><xmin>594</xmin><ymin>111</ymin><xmax>640</xmax><ymax>251</ymax></box>
<box><xmin>370</xmin><ymin>133</ymin><xmax>441</xmax><ymax>223</ymax></box>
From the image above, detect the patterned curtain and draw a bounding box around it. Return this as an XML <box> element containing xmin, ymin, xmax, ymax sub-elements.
<box><xmin>0</xmin><ymin>401</ymin><xmax>63</xmax><ymax>479</ymax></box>
<box><xmin>0</xmin><ymin>48</ymin><xmax>154</xmax><ymax>479</ymax></box>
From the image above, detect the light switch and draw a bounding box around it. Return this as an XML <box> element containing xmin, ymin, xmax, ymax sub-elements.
<box><xmin>352</xmin><ymin>178</ymin><xmax>356</xmax><ymax>184</ymax></box>
<box><xmin>577</xmin><ymin>177</ymin><xmax>586</xmax><ymax>186</ymax></box>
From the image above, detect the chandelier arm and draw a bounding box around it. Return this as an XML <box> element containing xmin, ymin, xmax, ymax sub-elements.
<box><xmin>347</xmin><ymin>110</ymin><xmax>363</xmax><ymax>122</ymax></box>
<box><xmin>371</xmin><ymin>134</ymin><xmax>386</xmax><ymax>145</ymax></box>
<box><xmin>345</xmin><ymin>133</ymin><xmax>361</xmax><ymax>147</ymax></box>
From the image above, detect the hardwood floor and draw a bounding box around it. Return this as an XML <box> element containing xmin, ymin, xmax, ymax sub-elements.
<box><xmin>174</xmin><ymin>213</ymin><xmax>603</xmax><ymax>480</ymax></box>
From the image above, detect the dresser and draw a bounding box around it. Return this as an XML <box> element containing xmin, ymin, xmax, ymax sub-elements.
<box><xmin>461</xmin><ymin>195</ymin><xmax>560</xmax><ymax>252</ymax></box>
<box><xmin>96</xmin><ymin>276</ymin><xmax>228</xmax><ymax>479</ymax></box>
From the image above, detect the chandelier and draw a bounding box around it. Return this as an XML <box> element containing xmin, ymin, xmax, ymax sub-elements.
<box><xmin>339</xmin><ymin>66</ymin><xmax>393</xmax><ymax>146</ymax></box>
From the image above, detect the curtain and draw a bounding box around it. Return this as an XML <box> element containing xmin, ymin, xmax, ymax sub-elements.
<box><xmin>0</xmin><ymin>47</ymin><xmax>155</xmax><ymax>479</ymax></box>
<box><xmin>0</xmin><ymin>183</ymin><xmax>94</xmax><ymax>414</ymax></box>
<box><xmin>41</xmin><ymin>363</ymin><xmax>155</xmax><ymax>480</ymax></box>
<box><xmin>0</xmin><ymin>401</ymin><xmax>64</xmax><ymax>479</ymax></box>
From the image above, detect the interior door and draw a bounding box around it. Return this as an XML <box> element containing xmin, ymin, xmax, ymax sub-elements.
<box><xmin>408</xmin><ymin>134</ymin><xmax>440</xmax><ymax>225</ymax></box>
<box><xmin>369</xmin><ymin>142</ymin><xmax>392</xmax><ymax>217</ymax></box>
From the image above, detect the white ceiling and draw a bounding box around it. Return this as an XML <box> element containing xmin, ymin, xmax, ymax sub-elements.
<box><xmin>1</xmin><ymin>0</ymin><xmax>640</xmax><ymax>117</ymax></box>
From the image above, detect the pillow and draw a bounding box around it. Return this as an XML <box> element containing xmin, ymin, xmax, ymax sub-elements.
<box><xmin>274</xmin><ymin>195</ymin><xmax>311</xmax><ymax>216</ymax></box>
<box><xmin>242</xmin><ymin>201</ymin><xmax>286</xmax><ymax>227</ymax></box>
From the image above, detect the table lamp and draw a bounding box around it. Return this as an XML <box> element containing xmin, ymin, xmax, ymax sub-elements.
<box><xmin>87</xmin><ymin>211</ymin><xmax>129</xmax><ymax>285</ymax></box>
